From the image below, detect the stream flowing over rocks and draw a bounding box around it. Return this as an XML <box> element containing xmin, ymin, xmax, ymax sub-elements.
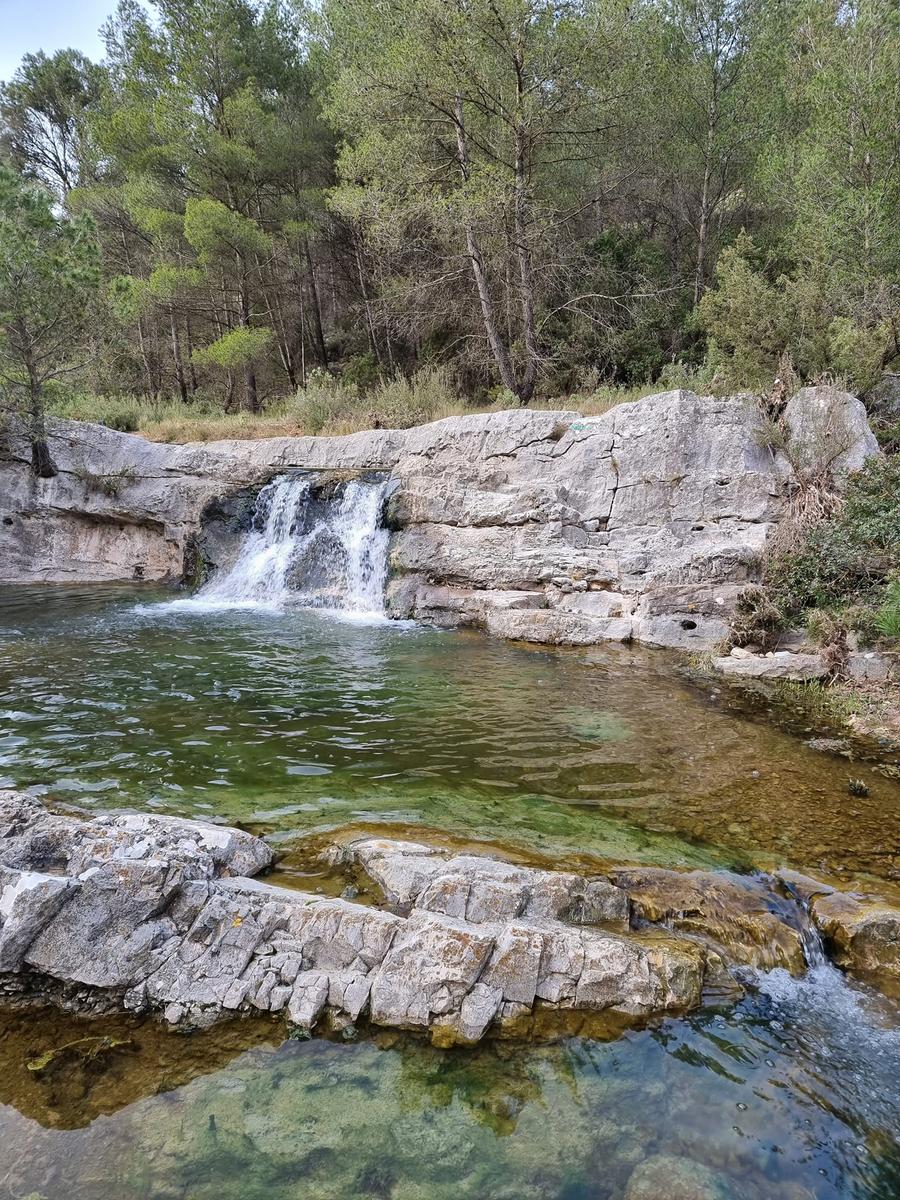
<box><xmin>2</xmin><ymin>793</ymin><xmax>898</xmax><ymax>1040</ymax></box>
<box><xmin>0</xmin><ymin>385</ymin><xmax>880</xmax><ymax>651</ymax></box>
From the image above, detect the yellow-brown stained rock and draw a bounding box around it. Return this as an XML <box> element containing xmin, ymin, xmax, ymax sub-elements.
<box><xmin>612</xmin><ymin>867</ymin><xmax>807</xmax><ymax>974</ymax></box>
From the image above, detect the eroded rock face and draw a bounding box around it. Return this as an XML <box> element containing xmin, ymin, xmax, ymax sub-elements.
<box><xmin>0</xmin><ymin>387</ymin><xmax>880</xmax><ymax>652</ymax></box>
<box><xmin>2</xmin><ymin>796</ymin><xmax>899</xmax><ymax>1038</ymax></box>
<box><xmin>0</xmin><ymin>797</ymin><xmax>712</xmax><ymax>1041</ymax></box>
<box><xmin>611</xmin><ymin>867</ymin><xmax>807</xmax><ymax>974</ymax></box>
<box><xmin>0</xmin><ymin>799</ymin><xmax>710</xmax><ymax>1041</ymax></box>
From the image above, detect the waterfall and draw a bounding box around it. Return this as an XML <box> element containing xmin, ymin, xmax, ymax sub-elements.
<box><xmin>197</xmin><ymin>474</ymin><xmax>390</xmax><ymax>616</ymax></box>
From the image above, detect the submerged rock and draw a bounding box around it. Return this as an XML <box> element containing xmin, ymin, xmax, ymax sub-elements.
<box><xmin>625</xmin><ymin>1154</ymin><xmax>733</xmax><ymax>1200</ymax></box>
<box><xmin>0</xmin><ymin>798</ymin><xmax>709</xmax><ymax>1042</ymax></box>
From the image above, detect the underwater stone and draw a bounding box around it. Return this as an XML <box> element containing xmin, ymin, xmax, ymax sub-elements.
<box><xmin>624</xmin><ymin>1154</ymin><xmax>733</xmax><ymax>1200</ymax></box>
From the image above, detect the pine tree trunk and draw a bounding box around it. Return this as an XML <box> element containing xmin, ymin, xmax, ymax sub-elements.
<box><xmin>24</xmin><ymin>351</ymin><xmax>56</xmax><ymax>478</ymax></box>
<box><xmin>169</xmin><ymin>307</ymin><xmax>188</xmax><ymax>403</ymax></box>
<box><xmin>239</xmin><ymin>270</ymin><xmax>259</xmax><ymax>413</ymax></box>
<box><xmin>513</xmin><ymin>121</ymin><xmax>539</xmax><ymax>405</ymax></box>
<box><xmin>453</xmin><ymin>95</ymin><xmax>519</xmax><ymax>399</ymax></box>
<box><xmin>304</xmin><ymin>238</ymin><xmax>329</xmax><ymax>368</ymax></box>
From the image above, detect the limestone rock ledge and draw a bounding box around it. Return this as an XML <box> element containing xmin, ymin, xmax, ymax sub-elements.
<box><xmin>0</xmin><ymin>386</ymin><xmax>880</xmax><ymax>652</ymax></box>
<box><xmin>2</xmin><ymin>794</ymin><xmax>898</xmax><ymax>1041</ymax></box>
<box><xmin>0</xmin><ymin>794</ymin><xmax>713</xmax><ymax>1042</ymax></box>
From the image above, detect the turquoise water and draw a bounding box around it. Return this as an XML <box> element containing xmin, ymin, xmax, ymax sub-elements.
<box><xmin>0</xmin><ymin>583</ymin><xmax>899</xmax><ymax>1199</ymax></box>
<box><xmin>1</xmin><ymin>964</ymin><xmax>899</xmax><ymax>1200</ymax></box>
<box><xmin>1</xmin><ymin>585</ymin><xmax>898</xmax><ymax>880</ymax></box>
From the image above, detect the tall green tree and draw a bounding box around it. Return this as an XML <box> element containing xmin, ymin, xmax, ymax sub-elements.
<box><xmin>326</xmin><ymin>0</ymin><xmax>634</xmax><ymax>403</ymax></box>
<box><xmin>0</xmin><ymin>50</ymin><xmax>102</xmax><ymax>200</ymax></box>
<box><xmin>84</xmin><ymin>0</ymin><xmax>334</xmax><ymax>408</ymax></box>
<box><xmin>0</xmin><ymin>167</ymin><xmax>100</xmax><ymax>475</ymax></box>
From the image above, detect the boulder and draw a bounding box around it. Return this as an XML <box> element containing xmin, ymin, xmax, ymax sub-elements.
<box><xmin>783</xmin><ymin>386</ymin><xmax>880</xmax><ymax>477</ymax></box>
<box><xmin>844</xmin><ymin>651</ymin><xmax>895</xmax><ymax>684</ymax></box>
<box><xmin>810</xmin><ymin>891</ymin><xmax>900</xmax><ymax>984</ymax></box>
<box><xmin>864</xmin><ymin>372</ymin><xmax>900</xmax><ymax>422</ymax></box>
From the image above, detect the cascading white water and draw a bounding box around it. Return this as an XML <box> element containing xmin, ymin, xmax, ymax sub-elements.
<box><xmin>196</xmin><ymin>473</ymin><xmax>390</xmax><ymax>617</ymax></box>
<box><xmin>324</xmin><ymin>480</ymin><xmax>390</xmax><ymax>616</ymax></box>
<box><xmin>199</xmin><ymin>475</ymin><xmax>313</xmax><ymax>609</ymax></box>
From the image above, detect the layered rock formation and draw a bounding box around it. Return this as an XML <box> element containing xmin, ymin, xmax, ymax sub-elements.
<box><xmin>2</xmin><ymin>794</ymin><xmax>898</xmax><ymax>1038</ymax></box>
<box><xmin>0</xmin><ymin>386</ymin><xmax>879</xmax><ymax>650</ymax></box>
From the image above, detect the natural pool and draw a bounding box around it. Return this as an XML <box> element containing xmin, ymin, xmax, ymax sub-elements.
<box><xmin>0</xmin><ymin>584</ymin><xmax>898</xmax><ymax>1199</ymax></box>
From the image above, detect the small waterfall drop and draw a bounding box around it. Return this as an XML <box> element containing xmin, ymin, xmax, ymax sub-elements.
<box><xmin>197</xmin><ymin>473</ymin><xmax>390</xmax><ymax>617</ymax></box>
<box><xmin>199</xmin><ymin>475</ymin><xmax>312</xmax><ymax>609</ymax></box>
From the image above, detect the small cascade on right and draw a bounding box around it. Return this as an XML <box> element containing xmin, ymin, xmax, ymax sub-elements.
<box><xmin>749</xmin><ymin>885</ymin><xmax>900</xmax><ymax>1133</ymax></box>
<box><xmin>313</xmin><ymin>479</ymin><xmax>390</xmax><ymax>618</ymax></box>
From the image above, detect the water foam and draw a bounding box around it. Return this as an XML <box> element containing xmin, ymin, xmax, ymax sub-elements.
<box><xmin>159</xmin><ymin>474</ymin><xmax>391</xmax><ymax>619</ymax></box>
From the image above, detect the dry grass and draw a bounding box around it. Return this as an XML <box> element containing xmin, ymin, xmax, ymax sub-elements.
<box><xmin>54</xmin><ymin>377</ymin><xmax>657</xmax><ymax>444</ymax></box>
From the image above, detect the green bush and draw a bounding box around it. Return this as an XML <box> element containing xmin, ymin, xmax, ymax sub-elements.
<box><xmin>766</xmin><ymin>454</ymin><xmax>900</xmax><ymax>617</ymax></box>
<box><xmin>51</xmin><ymin>392</ymin><xmax>144</xmax><ymax>432</ymax></box>
<box><xmin>369</xmin><ymin>366</ymin><xmax>458</xmax><ymax>426</ymax></box>
<box><xmin>289</xmin><ymin>369</ymin><xmax>359</xmax><ymax>433</ymax></box>
<box><xmin>697</xmin><ymin>235</ymin><xmax>895</xmax><ymax>393</ymax></box>
<box><xmin>289</xmin><ymin>365</ymin><xmax>459</xmax><ymax>434</ymax></box>
<box><xmin>875</xmin><ymin>578</ymin><xmax>900</xmax><ymax>643</ymax></box>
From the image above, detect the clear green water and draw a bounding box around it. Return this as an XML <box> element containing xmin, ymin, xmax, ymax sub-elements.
<box><xmin>1</xmin><ymin>585</ymin><xmax>898</xmax><ymax>881</ymax></box>
<box><xmin>0</xmin><ymin>583</ymin><xmax>899</xmax><ymax>1199</ymax></box>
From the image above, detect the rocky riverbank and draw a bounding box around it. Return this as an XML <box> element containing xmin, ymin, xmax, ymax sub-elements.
<box><xmin>2</xmin><ymin>793</ymin><xmax>898</xmax><ymax>1039</ymax></box>
<box><xmin>0</xmin><ymin>385</ymin><xmax>880</xmax><ymax>653</ymax></box>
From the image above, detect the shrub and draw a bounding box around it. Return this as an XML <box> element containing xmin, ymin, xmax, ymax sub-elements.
<box><xmin>73</xmin><ymin>464</ymin><xmax>137</xmax><ymax>496</ymax></box>
<box><xmin>289</xmin><ymin>365</ymin><xmax>459</xmax><ymax>434</ymax></box>
<box><xmin>731</xmin><ymin>584</ymin><xmax>784</xmax><ymax>650</ymax></box>
<box><xmin>368</xmin><ymin>366</ymin><xmax>458</xmax><ymax>427</ymax></box>
<box><xmin>289</xmin><ymin>369</ymin><xmax>359</xmax><ymax>434</ymax></box>
<box><xmin>875</xmin><ymin>578</ymin><xmax>900</xmax><ymax>643</ymax></box>
<box><xmin>697</xmin><ymin>235</ymin><xmax>896</xmax><ymax>392</ymax></box>
<box><xmin>766</xmin><ymin>454</ymin><xmax>900</xmax><ymax>615</ymax></box>
<box><xmin>51</xmin><ymin>392</ymin><xmax>143</xmax><ymax>432</ymax></box>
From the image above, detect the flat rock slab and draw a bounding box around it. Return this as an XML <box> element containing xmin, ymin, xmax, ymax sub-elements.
<box><xmin>713</xmin><ymin>651</ymin><xmax>827</xmax><ymax>680</ymax></box>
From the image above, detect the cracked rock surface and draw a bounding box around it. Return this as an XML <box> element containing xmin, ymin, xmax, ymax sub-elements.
<box><xmin>0</xmin><ymin>386</ymin><xmax>879</xmax><ymax>652</ymax></box>
<box><xmin>2</xmin><ymin>794</ymin><xmax>898</xmax><ymax>1041</ymax></box>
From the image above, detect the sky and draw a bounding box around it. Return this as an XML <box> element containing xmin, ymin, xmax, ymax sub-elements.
<box><xmin>0</xmin><ymin>0</ymin><xmax>114</xmax><ymax>83</ymax></box>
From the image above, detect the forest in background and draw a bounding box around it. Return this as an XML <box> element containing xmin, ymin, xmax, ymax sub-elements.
<box><xmin>0</xmin><ymin>0</ymin><xmax>898</xmax><ymax>442</ymax></box>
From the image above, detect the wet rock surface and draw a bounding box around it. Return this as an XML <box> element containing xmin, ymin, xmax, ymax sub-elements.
<box><xmin>3</xmin><ymin>794</ymin><xmax>900</xmax><ymax>1038</ymax></box>
<box><xmin>0</xmin><ymin>386</ymin><xmax>880</xmax><ymax>651</ymax></box>
<box><xmin>809</xmin><ymin>891</ymin><xmax>900</xmax><ymax>987</ymax></box>
<box><xmin>610</xmin><ymin>867</ymin><xmax>807</xmax><ymax>973</ymax></box>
